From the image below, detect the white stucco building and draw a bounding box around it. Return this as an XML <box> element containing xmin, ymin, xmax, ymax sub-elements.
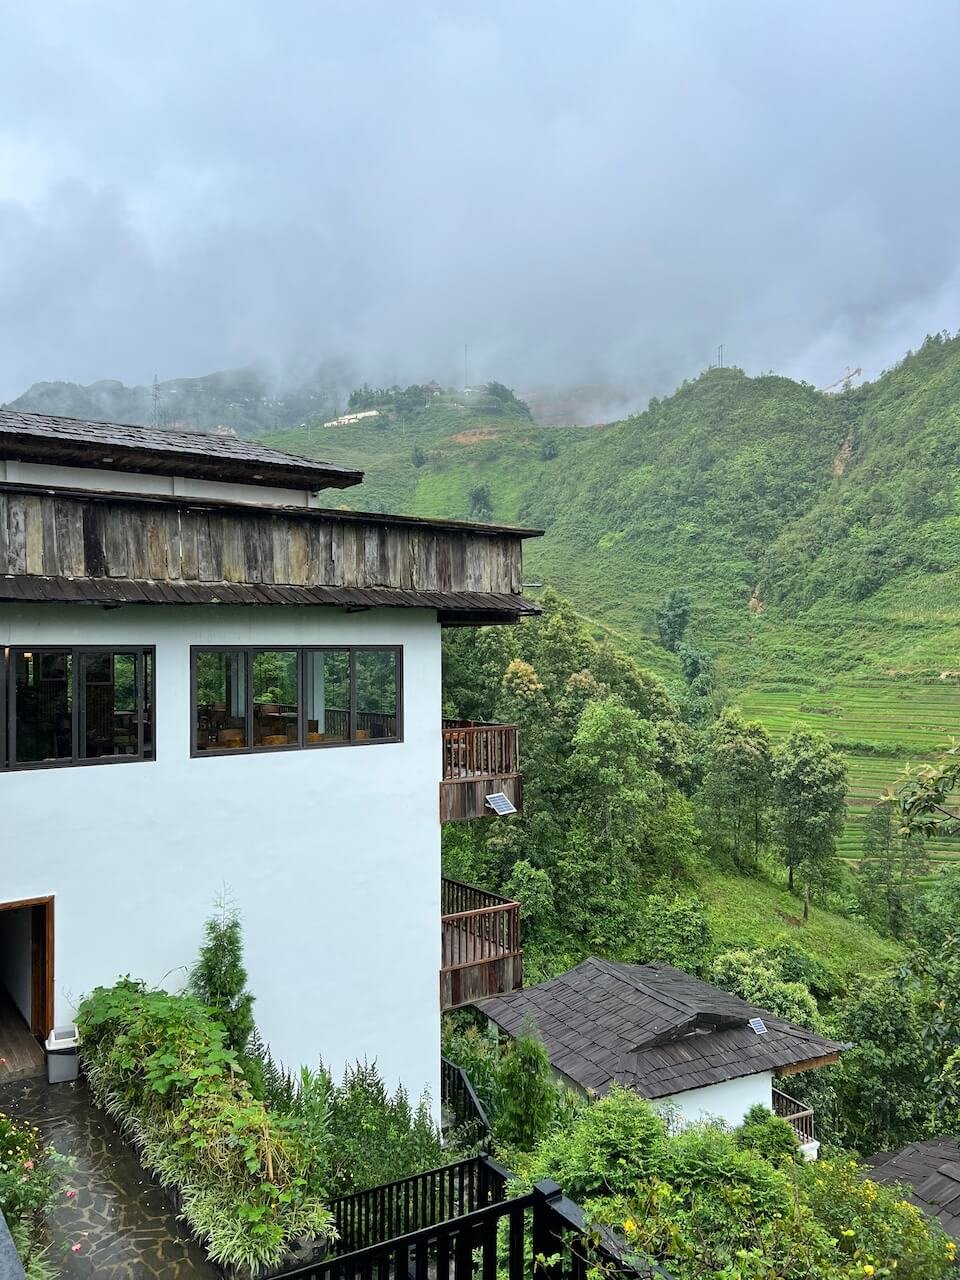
<box><xmin>476</xmin><ymin>957</ymin><xmax>845</xmax><ymax>1159</ymax></box>
<box><xmin>0</xmin><ymin>409</ymin><xmax>536</xmax><ymax>1099</ymax></box>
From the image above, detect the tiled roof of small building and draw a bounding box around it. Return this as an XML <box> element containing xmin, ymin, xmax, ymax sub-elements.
<box><xmin>475</xmin><ymin>958</ymin><xmax>844</xmax><ymax>1098</ymax></box>
<box><xmin>0</xmin><ymin>409</ymin><xmax>364</xmax><ymax>490</ymax></box>
<box><xmin>866</xmin><ymin>1139</ymin><xmax>960</xmax><ymax>1240</ymax></box>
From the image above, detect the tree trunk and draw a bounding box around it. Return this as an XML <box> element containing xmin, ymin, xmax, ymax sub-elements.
<box><xmin>803</xmin><ymin>883</ymin><xmax>810</xmax><ymax>923</ymax></box>
<box><xmin>788</xmin><ymin>863</ymin><xmax>794</xmax><ymax>892</ymax></box>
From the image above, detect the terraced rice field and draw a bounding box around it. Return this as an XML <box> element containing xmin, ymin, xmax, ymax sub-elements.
<box><xmin>739</xmin><ymin>677</ymin><xmax>960</xmax><ymax>865</ymax></box>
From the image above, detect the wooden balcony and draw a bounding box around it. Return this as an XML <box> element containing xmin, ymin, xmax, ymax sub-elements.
<box><xmin>440</xmin><ymin>878</ymin><xmax>523</xmax><ymax>1012</ymax></box>
<box><xmin>773</xmin><ymin>1086</ymin><xmax>816</xmax><ymax>1148</ymax></box>
<box><xmin>440</xmin><ymin>720</ymin><xmax>522</xmax><ymax>821</ymax></box>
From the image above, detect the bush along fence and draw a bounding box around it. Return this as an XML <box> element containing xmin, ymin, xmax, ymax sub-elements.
<box><xmin>276</xmin><ymin>1175</ymin><xmax>668</xmax><ymax>1280</ymax></box>
<box><xmin>440</xmin><ymin>1056</ymin><xmax>492</xmax><ymax>1151</ymax></box>
<box><xmin>328</xmin><ymin>1154</ymin><xmax>508</xmax><ymax>1255</ymax></box>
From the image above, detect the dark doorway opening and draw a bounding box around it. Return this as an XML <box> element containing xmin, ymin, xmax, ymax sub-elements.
<box><xmin>0</xmin><ymin>898</ymin><xmax>53</xmax><ymax>1077</ymax></box>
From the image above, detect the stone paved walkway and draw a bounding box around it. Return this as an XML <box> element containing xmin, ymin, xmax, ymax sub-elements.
<box><xmin>0</xmin><ymin>1075</ymin><xmax>219</xmax><ymax>1279</ymax></box>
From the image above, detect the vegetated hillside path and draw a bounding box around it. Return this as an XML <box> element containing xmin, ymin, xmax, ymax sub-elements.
<box><xmin>0</xmin><ymin>1076</ymin><xmax>218</xmax><ymax>1279</ymax></box>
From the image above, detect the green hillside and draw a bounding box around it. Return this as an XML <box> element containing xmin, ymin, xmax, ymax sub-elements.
<box><xmin>263</xmin><ymin>335</ymin><xmax>960</xmax><ymax>862</ymax></box>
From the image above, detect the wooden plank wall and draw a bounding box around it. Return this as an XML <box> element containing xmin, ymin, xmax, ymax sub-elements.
<box><xmin>0</xmin><ymin>491</ymin><xmax>524</xmax><ymax>595</ymax></box>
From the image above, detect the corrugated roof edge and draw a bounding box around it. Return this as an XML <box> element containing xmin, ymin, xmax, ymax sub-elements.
<box><xmin>0</xmin><ymin>479</ymin><xmax>545</xmax><ymax>539</ymax></box>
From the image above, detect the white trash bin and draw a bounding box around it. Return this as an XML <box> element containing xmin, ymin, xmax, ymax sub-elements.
<box><xmin>45</xmin><ymin>1025</ymin><xmax>81</xmax><ymax>1083</ymax></box>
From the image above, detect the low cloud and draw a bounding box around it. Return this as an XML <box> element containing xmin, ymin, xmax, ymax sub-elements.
<box><xmin>1</xmin><ymin>1</ymin><xmax>958</xmax><ymax>405</ymax></box>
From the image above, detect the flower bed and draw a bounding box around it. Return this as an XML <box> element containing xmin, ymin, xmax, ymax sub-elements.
<box><xmin>76</xmin><ymin>979</ymin><xmax>334</xmax><ymax>1276</ymax></box>
<box><xmin>0</xmin><ymin>1108</ymin><xmax>70</xmax><ymax>1280</ymax></box>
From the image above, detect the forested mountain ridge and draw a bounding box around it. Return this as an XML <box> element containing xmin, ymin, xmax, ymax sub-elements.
<box><xmin>263</xmin><ymin>333</ymin><xmax>960</xmax><ymax>864</ymax></box>
<box><xmin>5</xmin><ymin>367</ymin><xmax>343</xmax><ymax>436</ymax></box>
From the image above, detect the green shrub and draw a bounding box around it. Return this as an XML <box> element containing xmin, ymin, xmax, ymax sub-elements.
<box><xmin>509</xmin><ymin>1086</ymin><xmax>668</xmax><ymax>1201</ymax></box>
<box><xmin>495</xmin><ymin>1028</ymin><xmax>556</xmax><ymax>1152</ymax></box>
<box><xmin>799</xmin><ymin>1157</ymin><xmax>957</xmax><ymax>1279</ymax></box>
<box><xmin>734</xmin><ymin>1103</ymin><xmax>800</xmax><ymax>1163</ymax></box>
<box><xmin>77</xmin><ymin>979</ymin><xmax>334</xmax><ymax>1273</ymax></box>
<box><xmin>519</xmin><ymin>1099</ymin><xmax>955</xmax><ymax>1279</ymax></box>
<box><xmin>321</xmin><ymin>1060</ymin><xmax>443</xmax><ymax>1196</ymax></box>
<box><xmin>189</xmin><ymin>898</ymin><xmax>257</xmax><ymax>1068</ymax></box>
<box><xmin>634</xmin><ymin>894</ymin><xmax>712</xmax><ymax>974</ymax></box>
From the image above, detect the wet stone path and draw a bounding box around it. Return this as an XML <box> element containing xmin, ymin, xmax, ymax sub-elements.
<box><xmin>0</xmin><ymin>1075</ymin><xmax>219</xmax><ymax>1279</ymax></box>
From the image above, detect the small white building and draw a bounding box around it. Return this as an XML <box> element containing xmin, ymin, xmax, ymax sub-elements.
<box><xmin>475</xmin><ymin>957</ymin><xmax>845</xmax><ymax>1159</ymax></box>
<box><xmin>0</xmin><ymin>409</ymin><xmax>537</xmax><ymax>1098</ymax></box>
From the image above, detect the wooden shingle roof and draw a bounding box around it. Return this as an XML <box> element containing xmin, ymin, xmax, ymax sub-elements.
<box><xmin>866</xmin><ymin>1139</ymin><xmax>960</xmax><ymax>1240</ymax></box>
<box><xmin>0</xmin><ymin>409</ymin><xmax>364</xmax><ymax>490</ymax></box>
<box><xmin>475</xmin><ymin>958</ymin><xmax>844</xmax><ymax>1098</ymax></box>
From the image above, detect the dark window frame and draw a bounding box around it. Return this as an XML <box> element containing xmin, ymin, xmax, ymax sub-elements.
<box><xmin>190</xmin><ymin>645</ymin><xmax>403</xmax><ymax>758</ymax></box>
<box><xmin>2</xmin><ymin>645</ymin><xmax>156</xmax><ymax>772</ymax></box>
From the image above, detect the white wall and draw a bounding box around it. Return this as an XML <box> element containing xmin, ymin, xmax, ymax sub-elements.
<box><xmin>0</xmin><ymin>906</ymin><xmax>33</xmax><ymax>1025</ymax></box>
<box><xmin>658</xmin><ymin>1071</ymin><xmax>773</xmax><ymax>1129</ymax></box>
<box><xmin>0</xmin><ymin>460</ymin><xmax>325</xmax><ymax>509</ymax></box>
<box><xmin>0</xmin><ymin>603</ymin><xmax>442</xmax><ymax>1104</ymax></box>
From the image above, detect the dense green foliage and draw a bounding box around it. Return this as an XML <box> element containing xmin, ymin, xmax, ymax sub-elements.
<box><xmin>77</xmin><ymin>968</ymin><xmax>443</xmax><ymax>1271</ymax></box>
<box><xmin>261</xmin><ymin>331</ymin><xmax>960</xmax><ymax>864</ymax></box>
<box><xmin>77</xmin><ymin>979</ymin><xmax>335</xmax><ymax>1271</ymax></box>
<box><xmin>508</xmin><ymin>1089</ymin><xmax>955</xmax><ymax>1279</ymax></box>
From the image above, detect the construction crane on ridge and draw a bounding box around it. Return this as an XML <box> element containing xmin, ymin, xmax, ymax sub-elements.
<box><xmin>821</xmin><ymin>366</ymin><xmax>862</xmax><ymax>392</ymax></box>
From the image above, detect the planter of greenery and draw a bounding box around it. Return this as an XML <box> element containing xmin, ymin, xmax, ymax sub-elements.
<box><xmin>76</xmin><ymin>980</ymin><xmax>336</xmax><ymax>1276</ymax></box>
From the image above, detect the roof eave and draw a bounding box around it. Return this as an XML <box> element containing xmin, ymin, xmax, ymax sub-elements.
<box><xmin>0</xmin><ymin>432</ymin><xmax>364</xmax><ymax>492</ymax></box>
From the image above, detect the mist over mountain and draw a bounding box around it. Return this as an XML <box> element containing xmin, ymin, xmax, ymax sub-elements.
<box><xmin>3</xmin><ymin>3</ymin><xmax>960</xmax><ymax>403</ymax></box>
<box><xmin>6</xmin><ymin>366</ymin><xmax>351</xmax><ymax>437</ymax></box>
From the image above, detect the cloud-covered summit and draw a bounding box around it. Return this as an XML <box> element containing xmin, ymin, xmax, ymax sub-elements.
<box><xmin>2</xmin><ymin>1</ymin><xmax>959</xmax><ymax>403</ymax></box>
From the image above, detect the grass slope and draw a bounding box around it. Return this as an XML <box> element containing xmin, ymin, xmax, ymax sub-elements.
<box><xmin>699</xmin><ymin>866</ymin><xmax>902</xmax><ymax>980</ymax></box>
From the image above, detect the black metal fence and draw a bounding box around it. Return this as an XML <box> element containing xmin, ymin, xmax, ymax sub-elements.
<box><xmin>280</xmin><ymin>1178</ymin><xmax>668</xmax><ymax>1280</ymax></box>
<box><xmin>440</xmin><ymin>1057</ymin><xmax>492</xmax><ymax>1150</ymax></box>
<box><xmin>328</xmin><ymin>1155</ymin><xmax>508</xmax><ymax>1255</ymax></box>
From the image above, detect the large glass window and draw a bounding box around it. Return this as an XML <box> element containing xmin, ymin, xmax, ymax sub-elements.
<box><xmin>194</xmin><ymin>650</ymin><xmax>247</xmax><ymax>750</ymax></box>
<box><xmin>305</xmin><ymin>649</ymin><xmax>350</xmax><ymax>743</ymax></box>
<box><xmin>192</xmin><ymin>646</ymin><xmax>401</xmax><ymax>756</ymax></box>
<box><xmin>355</xmin><ymin>649</ymin><xmax>399</xmax><ymax>742</ymax></box>
<box><xmin>252</xmin><ymin>650</ymin><xmax>299</xmax><ymax>748</ymax></box>
<box><xmin>3</xmin><ymin>647</ymin><xmax>154</xmax><ymax>770</ymax></box>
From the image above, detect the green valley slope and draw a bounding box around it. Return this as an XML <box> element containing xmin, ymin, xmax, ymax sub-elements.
<box><xmin>263</xmin><ymin>336</ymin><xmax>960</xmax><ymax>864</ymax></box>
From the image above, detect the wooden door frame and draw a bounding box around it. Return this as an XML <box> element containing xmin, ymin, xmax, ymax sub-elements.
<box><xmin>0</xmin><ymin>896</ymin><xmax>54</xmax><ymax>1039</ymax></box>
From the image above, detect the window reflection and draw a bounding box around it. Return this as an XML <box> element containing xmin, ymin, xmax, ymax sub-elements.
<box><xmin>252</xmin><ymin>650</ymin><xmax>299</xmax><ymax>748</ymax></box>
<box><xmin>194</xmin><ymin>651</ymin><xmax>247</xmax><ymax>750</ymax></box>
<box><xmin>355</xmin><ymin>650</ymin><xmax>398</xmax><ymax>741</ymax></box>
<box><xmin>305</xmin><ymin>649</ymin><xmax>350</xmax><ymax>742</ymax></box>
<box><xmin>14</xmin><ymin>650</ymin><xmax>73</xmax><ymax>764</ymax></box>
<box><xmin>80</xmin><ymin>651</ymin><xmax>138</xmax><ymax>758</ymax></box>
<box><xmin>8</xmin><ymin>647</ymin><xmax>153</xmax><ymax>768</ymax></box>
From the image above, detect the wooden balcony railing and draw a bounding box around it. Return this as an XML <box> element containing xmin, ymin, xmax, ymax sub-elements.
<box><xmin>328</xmin><ymin>1154</ymin><xmax>508</xmax><ymax>1255</ymax></box>
<box><xmin>441</xmin><ymin>720</ymin><xmax>518</xmax><ymax>779</ymax></box>
<box><xmin>772</xmin><ymin>1086</ymin><xmax>816</xmax><ymax>1146</ymax></box>
<box><xmin>440</xmin><ymin>721</ymin><xmax>522</xmax><ymax>821</ymax></box>
<box><xmin>440</xmin><ymin>877</ymin><xmax>523</xmax><ymax>1011</ymax></box>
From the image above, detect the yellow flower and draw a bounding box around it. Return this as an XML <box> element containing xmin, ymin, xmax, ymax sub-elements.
<box><xmin>623</xmin><ymin>1219</ymin><xmax>637</xmax><ymax>1234</ymax></box>
<box><xmin>863</xmin><ymin>1267</ymin><xmax>875</xmax><ymax>1276</ymax></box>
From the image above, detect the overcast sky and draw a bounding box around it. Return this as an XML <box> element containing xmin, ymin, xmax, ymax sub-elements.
<box><xmin>2</xmin><ymin>1</ymin><xmax>959</xmax><ymax>406</ymax></box>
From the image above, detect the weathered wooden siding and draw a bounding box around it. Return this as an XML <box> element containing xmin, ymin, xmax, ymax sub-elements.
<box><xmin>0</xmin><ymin>489</ymin><xmax>524</xmax><ymax>595</ymax></box>
<box><xmin>439</xmin><ymin>773</ymin><xmax>523</xmax><ymax>822</ymax></box>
